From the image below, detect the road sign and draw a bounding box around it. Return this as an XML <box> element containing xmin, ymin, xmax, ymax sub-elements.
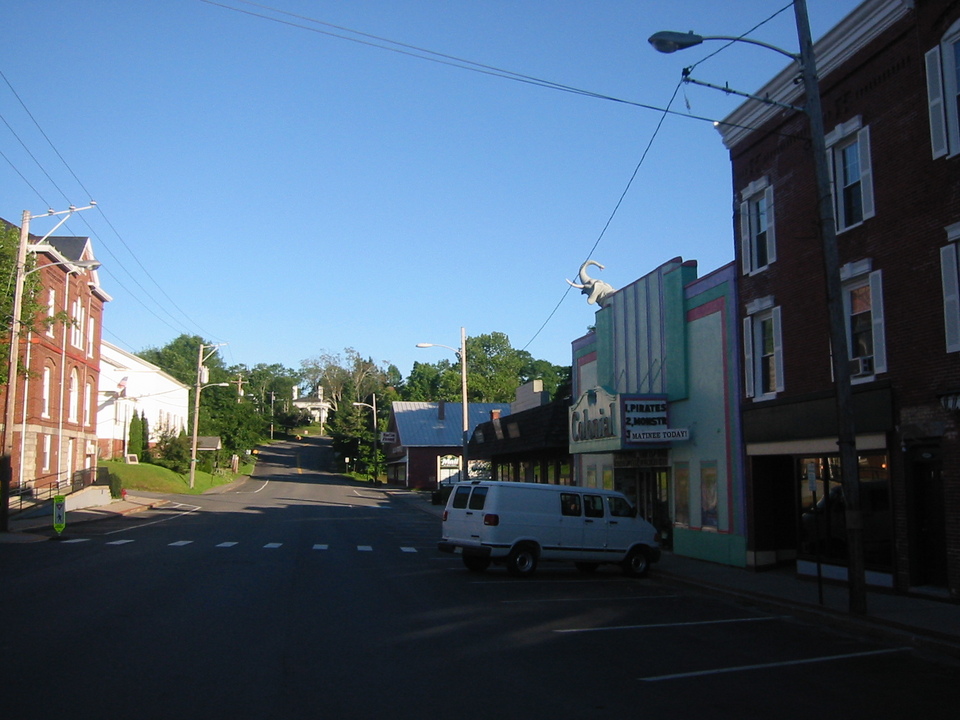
<box><xmin>53</xmin><ymin>495</ymin><xmax>66</xmax><ymax>534</ymax></box>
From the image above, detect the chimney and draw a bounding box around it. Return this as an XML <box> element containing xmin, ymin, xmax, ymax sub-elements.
<box><xmin>490</xmin><ymin>409</ymin><xmax>501</xmax><ymax>420</ymax></box>
<box><xmin>438</xmin><ymin>400</ymin><xmax>445</xmax><ymax>420</ymax></box>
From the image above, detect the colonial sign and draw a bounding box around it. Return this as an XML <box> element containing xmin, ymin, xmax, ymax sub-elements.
<box><xmin>569</xmin><ymin>386</ymin><xmax>620</xmax><ymax>453</ymax></box>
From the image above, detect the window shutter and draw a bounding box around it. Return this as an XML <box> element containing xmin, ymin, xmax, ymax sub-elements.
<box><xmin>764</xmin><ymin>185</ymin><xmax>776</xmax><ymax>264</ymax></box>
<box><xmin>772</xmin><ymin>306</ymin><xmax>785</xmax><ymax>393</ymax></box>
<box><xmin>858</xmin><ymin>126</ymin><xmax>875</xmax><ymax>221</ymax></box>
<box><xmin>869</xmin><ymin>271</ymin><xmax>886</xmax><ymax>373</ymax></box>
<box><xmin>739</xmin><ymin>201</ymin><xmax>751</xmax><ymax>274</ymax></box>
<box><xmin>926</xmin><ymin>46</ymin><xmax>949</xmax><ymax>159</ymax></box>
<box><xmin>743</xmin><ymin>317</ymin><xmax>755</xmax><ymax>398</ymax></box>
<box><xmin>941</xmin><ymin>244</ymin><xmax>960</xmax><ymax>352</ymax></box>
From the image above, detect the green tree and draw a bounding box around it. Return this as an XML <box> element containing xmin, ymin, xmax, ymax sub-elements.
<box><xmin>140</xmin><ymin>412</ymin><xmax>152</xmax><ymax>463</ymax></box>
<box><xmin>128</xmin><ymin>412</ymin><xmax>143</xmax><ymax>459</ymax></box>
<box><xmin>1</xmin><ymin>223</ymin><xmax>46</xmax><ymax>384</ymax></box>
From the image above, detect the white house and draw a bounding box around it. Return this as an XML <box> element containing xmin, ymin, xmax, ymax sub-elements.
<box><xmin>97</xmin><ymin>341</ymin><xmax>189</xmax><ymax>459</ymax></box>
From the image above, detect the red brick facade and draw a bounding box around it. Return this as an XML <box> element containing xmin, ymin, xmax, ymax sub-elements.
<box><xmin>1</xmin><ymin>234</ymin><xmax>108</xmax><ymax>497</ymax></box>
<box><xmin>725</xmin><ymin>0</ymin><xmax>960</xmax><ymax>599</ymax></box>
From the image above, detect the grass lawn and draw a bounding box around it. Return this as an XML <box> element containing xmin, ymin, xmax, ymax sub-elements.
<box><xmin>99</xmin><ymin>459</ymin><xmax>255</xmax><ymax>495</ymax></box>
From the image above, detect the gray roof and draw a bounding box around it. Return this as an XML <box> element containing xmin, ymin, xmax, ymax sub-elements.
<box><xmin>392</xmin><ymin>401</ymin><xmax>511</xmax><ymax>447</ymax></box>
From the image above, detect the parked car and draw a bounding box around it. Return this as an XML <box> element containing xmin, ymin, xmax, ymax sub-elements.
<box><xmin>438</xmin><ymin>481</ymin><xmax>661</xmax><ymax>577</ymax></box>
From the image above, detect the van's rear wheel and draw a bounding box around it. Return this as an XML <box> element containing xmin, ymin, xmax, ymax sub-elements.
<box><xmin>506</xmin><ymin>544</ymin><xmax>539</xmax><ymax>577</ymax></box>
<box><xmin>463</xmin><ymin>555</ymin><xmax>491</xmax><ymax>572</ymax></box>
<box><xmin>621</xmin><ymin>547</ymin><xmax>650</xmax><ymax>578</ymax></box>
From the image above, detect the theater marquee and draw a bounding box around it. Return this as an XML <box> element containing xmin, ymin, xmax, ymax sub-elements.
<box><xmin>569</xmin><ymin>388</ymin><xmax>689</xmax><ymax>454</ymax></box>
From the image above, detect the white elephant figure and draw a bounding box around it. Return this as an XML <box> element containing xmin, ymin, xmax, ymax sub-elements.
<box><xmin>567</xmin><ymin>260</ymin><xmax>616</xmax><ymax>308</ymax></box>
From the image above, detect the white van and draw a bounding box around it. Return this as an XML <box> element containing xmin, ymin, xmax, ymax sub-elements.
<box><xmin>438</xmin><ymin>481</ymin><xmax>661</xmax><ymax>577</ymax></box>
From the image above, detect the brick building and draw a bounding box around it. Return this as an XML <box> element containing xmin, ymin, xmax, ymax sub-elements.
<box><xmin>1</xmin><ymin>231</ymin><xmax>109</xmax><ymax>498</ymax></box>
<box><xmin>721</xmin><ymin>0</ymin><xmax>959</xmax><ymax>598</ymax></box>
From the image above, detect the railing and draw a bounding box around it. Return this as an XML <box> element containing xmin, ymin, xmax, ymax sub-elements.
<box><xmin>7</xmin><ymin>466</ymin><xmax>102</xmax><ymax>515</ymax></box>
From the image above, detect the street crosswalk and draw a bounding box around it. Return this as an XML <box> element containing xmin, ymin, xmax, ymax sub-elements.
<box><xmin>56</xmin><ymin>537</ymin><xmax>428</xmax><ymax>553</ymax></box>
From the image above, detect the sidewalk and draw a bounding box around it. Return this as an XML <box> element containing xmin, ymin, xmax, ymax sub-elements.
<box><xmin>1</xmin><ymin>493</ymin><xmax>168</xmax><ymax>542</ymax></box>
<box><xmin>383</xmin><ymin>485</ymin><xmax>960</xmax><ymax>662</ymax></box>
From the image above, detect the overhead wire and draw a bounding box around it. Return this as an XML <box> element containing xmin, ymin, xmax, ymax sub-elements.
<box><xmin>0</xmin><ymin>68</ymin><xmax>224</xmax><ymax>347</ymax></box>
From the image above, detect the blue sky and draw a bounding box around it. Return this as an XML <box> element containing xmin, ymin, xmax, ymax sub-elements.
<box><xmin>1</xmin><ymin>0</ymin><xmax>861</xmax><ymax>379</ymax></box>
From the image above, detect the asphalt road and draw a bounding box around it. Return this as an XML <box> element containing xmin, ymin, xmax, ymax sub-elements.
<box><xmin>2</xmin><ymin>437</ymin><xmax>958</xmax><ymax>719</ymax></box>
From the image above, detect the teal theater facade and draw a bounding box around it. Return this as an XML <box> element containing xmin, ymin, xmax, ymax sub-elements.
<box><xmin>569</xmin><ymin>258</ymin><xmax>747</xmax><ymax>566</ymax></box>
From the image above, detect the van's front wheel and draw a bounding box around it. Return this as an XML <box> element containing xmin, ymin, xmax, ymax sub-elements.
<box><xmin>621</xmin><ymin>546</ymin><xmax>650</xmax><ymax>578</ymax></box>
<box><xmin>506</xmin><ymin>544</ymin><xmax>539</xmax><ymax>577</ymax></box>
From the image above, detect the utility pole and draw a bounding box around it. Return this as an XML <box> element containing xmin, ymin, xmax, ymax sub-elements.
<box><xmin>794</xmin><ymin>0</ymin><xmax>866</xmax><ymax>615</ymax></box>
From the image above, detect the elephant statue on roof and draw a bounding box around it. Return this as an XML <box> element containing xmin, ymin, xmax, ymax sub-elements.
<box><xmin>567</xmin><ymin>260</ymin><xmax>616</xmax><ymax>308</ymax></box>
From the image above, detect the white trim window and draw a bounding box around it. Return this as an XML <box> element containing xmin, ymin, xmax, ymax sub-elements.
<box><xmin>925</xmin><ymin>19</ymin><xmax>960</xmax><ymax>159</ymax></box>
<box><xmin>739</xmin><ymin>177</ymin><xmax>776</xmax><ymax>275</ymax></box>
<box><xmin>41</xmin><ymin>434</ymin><xmax>51</xmax><ymax>473</ymax></box>
<box><xmin>840</xmin><ymin>261</ymin><xmax>886</xmax><ymax>381</ymax></box>
<box><xmin>939</xmin><ymin>223</ymin><xmax>960</xmax><ymax>352</ymax></box>
<box><xmin>825</xmin><ymin>117</ymin><xmax>875</xmax><ymax>233</ymax></box>
<box><xmin>743</xmin><ymin>297</ymin><xmax>783</xmax><ymax>400</ymax></box>
<box><xmin>70</xmin><ymin>299</ymin><xmax>84</xmax><ymax>349</ymax></box>
<box><xmin>41</xmin><ymin>366</ymin><xmax>52</xmax><ymax>418</ymax></box>
<box><xmin>45</xmin><ymin>289</ymin><xmax>56</xmax><ymax>338</ymax></box>
<box><xmin>68</xmin><ymin>368</ymin><xmax>80</xmax><ymax>423</ymax></box>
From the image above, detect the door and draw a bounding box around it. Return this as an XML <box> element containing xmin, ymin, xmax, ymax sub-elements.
<box><xmin>909</xmin><ymin>445</ymin><xmax>948</xmax><ymax>588</ymax></box>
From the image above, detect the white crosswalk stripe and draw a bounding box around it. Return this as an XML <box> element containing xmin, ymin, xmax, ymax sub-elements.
<box><xmin>57</xmin><ymin>539</ymin><xmax>430</xmax><ymax>552</ymax></box>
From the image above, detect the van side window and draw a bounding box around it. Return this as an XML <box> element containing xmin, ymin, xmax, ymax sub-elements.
<box><xmin>584</xmin><ymin>495</ymin><xmax>604</xmax><ymax>518</ymax></box>
<box><xmin>560</xmin><ymin>493</ymin><xmax>582</xmax><ymax>517</ymax></box>
<box><xmin>452</xmin><ymin>486</ymin><xmax>472</xmax><ymax>509</ymax></box>
<box><xmin>608</xmin><ymin>496</ymin><xmax>635</xmax><ymax>518</ymax></box>
<box><xmin>468</xmin><ymin>486</ymin><xmax>488</xmax><ymax>510</ymax></box>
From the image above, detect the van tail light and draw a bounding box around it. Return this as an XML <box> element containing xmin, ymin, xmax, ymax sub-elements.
<box><xmin>483</xmin><ymin>513</ymin><xmax>500</xmax><ymax>526</ymax></box>
<box><xmin>442</xmin><ymin>510</ymin><xmax>448</xmax><ymax>522</ymax></box>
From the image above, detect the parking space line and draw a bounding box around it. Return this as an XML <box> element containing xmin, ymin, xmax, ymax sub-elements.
<box><xmin>639</xmin><ymin>647</ymin><xmax>910</xmax><ymax>682</ymax></box>
<box><xmin>502</xmin><ymin>595</ymin><xmax>678</xmax><ymax>604</ymax></box>
<box><xmin>555</xmin><ymin>616</ymin><xmax>788</xmax><ymax>634</ymax></box>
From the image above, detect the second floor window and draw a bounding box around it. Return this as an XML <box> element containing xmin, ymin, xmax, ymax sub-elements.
<box><xmin>743</xmin><ymin>300</ymin><xmax>783</xmax><ymax>401</ymax></box>
<box><xmin>840</xmin><ymin>262</ymin><xmax>887</xmax><ymax>380</ymax></box>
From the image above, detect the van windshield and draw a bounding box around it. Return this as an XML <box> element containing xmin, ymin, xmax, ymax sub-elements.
<box><xmin>608</xmin><ymin>496</ymin><xmax>636</xmax><ymax>518</ymax></box>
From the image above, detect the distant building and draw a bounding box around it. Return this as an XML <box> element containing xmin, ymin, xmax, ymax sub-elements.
<box><xmin>97</xmin><ymin>341</ymin><xmax>189</xmax><ymax>459</ymax></box>
<box><xmin>382</xmin><ymin>400</ymin><xmax>511</xmax><ymax>490</ymax></box>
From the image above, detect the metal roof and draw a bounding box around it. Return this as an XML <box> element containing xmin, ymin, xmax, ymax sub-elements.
<box><xmin>391</xmin><ymin>401</ymin><xmax>511</xmax><ymax>448</ymax></box>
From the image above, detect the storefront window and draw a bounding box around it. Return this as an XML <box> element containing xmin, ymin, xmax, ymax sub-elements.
<box><xmin>674</xmin><ymin>462</ymin><xmax>690</xmax><ymax>526</ymax></box>
<box><xmin>602</xmin><ymin>465</ymin><xmax>614</xmax><ymax>490</ymax></box>
<box><xmin>700</xmin><ymin>461</ymin><xmax>718</xmax><ymax>528</ymax></box>
<box><xmin>559</xmin><ymin>461</ymin><xmax>571</xmax><ymax>486</ymax></box>
<box><xmin>798</xmin><ymin>453</ymin><xmax>892</xmax><ymax>569</ymax></box>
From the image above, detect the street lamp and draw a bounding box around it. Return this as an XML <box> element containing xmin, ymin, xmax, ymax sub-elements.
<box><xmin>649</xmin><ymin>0</ymin><xmax>867</xmax><ymax>615</ymax></box>
<box><xmin>417</xmin><ymin>326</ymin><xmax>469</xmax><ymax>482</ymax></box>
<box><xmin>1</xmin><ymin>204</ymin><xmax>98</xmax><ymax>532</ymax></box>
<box><xmin>352</xmin><ymin>394</ymin><xmax>379</xmax><ymax>484</ymax></box>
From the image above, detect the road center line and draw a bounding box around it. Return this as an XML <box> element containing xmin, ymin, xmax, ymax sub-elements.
<box><xmin>639</xmin><ymin>648</ymin><xmax>910</xmax><ymax>682</ymax></box>
<box><xmin>555</xmin><ymin>616</ymin><xmax>788</xmax><ymax>634</ymax></box>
